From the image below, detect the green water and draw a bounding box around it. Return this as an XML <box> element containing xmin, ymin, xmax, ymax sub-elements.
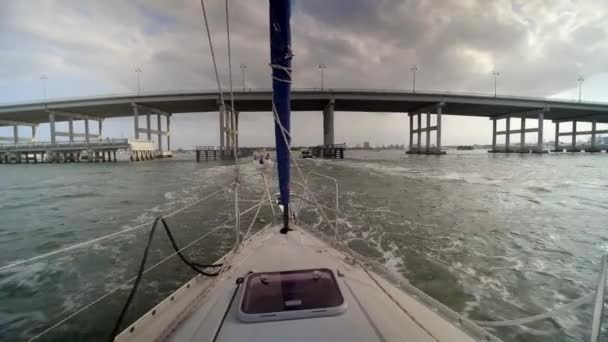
<box><xmin>1</xmin><ymin>150</ymin><xmax>607</xmax><ymax>341</ymax></box>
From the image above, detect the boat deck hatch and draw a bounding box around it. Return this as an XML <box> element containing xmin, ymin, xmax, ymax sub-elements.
<box><xmin>238</xmin><ymin>268</ymin><xmax>347</xmax><ymax>322</ymax></box>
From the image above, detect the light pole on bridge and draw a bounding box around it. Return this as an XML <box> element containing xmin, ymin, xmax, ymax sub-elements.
<box><xmin>240</xmin><ymin>64</ymin><xmax>247</xmax><ymax>91</ymax></box>
<box><xmin>492</xmin><ymin>71</ymin><xmax>500</xmax><ymax>97</ymax></box>
<box><xmin>577</xmin><ymin>75</ymin><xmax>584</xmax><ymax>103</ymax></box>
<box><xmin>318</xmin><ymin>64</ymin><xmax>326</xmax><ymax>90</ymax></box>
<box><xmin>410</xmin><ymin>66</ymin><xmax>418</xmax><ymax>93</ymax></box>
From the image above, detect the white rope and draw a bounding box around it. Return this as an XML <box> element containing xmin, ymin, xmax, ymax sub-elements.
<box><xmin>471</xmin><ymin>292</ymin><xmax>594</xmax><ymax>328</ymax></box>
<box><xmin>243</xmin><ymin>192</ymin><xmax>266</xmax><ymax>240</ymax></box>
<box><xmin>0</xmin><ymin>187</ymin><xmax>227</xmax><ymax>272</ymax></box>
<box><xmin>269</xmin><ymin>63</ymin><xmax>293</xmax><ymax>83</ymax></box>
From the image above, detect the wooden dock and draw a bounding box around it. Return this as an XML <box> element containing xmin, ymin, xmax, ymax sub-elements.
<box><xmin>195</xmin><ymin>146</ymin><xmax>234</xmax><ymax>161</ymax></box>
<box><xmin>311</xmin><ymin>144</ymin><xmax>345</xmax><ymax>159</ymax></box>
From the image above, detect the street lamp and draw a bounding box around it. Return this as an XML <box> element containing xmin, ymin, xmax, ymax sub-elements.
<box><xmin>135</xmin><ymin>67</ymin><xmax>142</xmax><ymax>95</ymax></box>
<box><xmin>40</xmin><ymin>74</ymin><xmax>48</xmax><ymax>100</ymax></box>
<box><xmin>492</xmin><ymin>71</ymin><xmax>500</xmax><ymax>97</ymax></box>
<box><xmin>577</xmin><ymin>75</ymin><xmax>584</xmax><ymax>103</ymax></box>
<box><xmin>240</xmin><ymin>64</ymin><xmax>247</xmax><ymax>91</ymax></box>
<box><xmin>410</xmin><ymin>66</ymin><xmax>418</xmax><ymax>93</ymax></box>
<box><xmin>318</xmin><ymin>64</ymin><xmax>326</xmax><ymax>90</ymax></box>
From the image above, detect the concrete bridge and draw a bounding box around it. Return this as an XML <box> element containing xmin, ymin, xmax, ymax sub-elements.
<box><xmin>1</xmin><ymin>89</ymin><xmax>608</xmax><ymax>157</ymax></box>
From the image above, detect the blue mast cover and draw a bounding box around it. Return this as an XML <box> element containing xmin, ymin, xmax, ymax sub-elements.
<box><xmin>269</xmin><ymin>0</ymin><xmax>292</xmax><ymax>229</ymax></box>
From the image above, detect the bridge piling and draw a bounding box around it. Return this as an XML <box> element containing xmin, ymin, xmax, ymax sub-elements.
<box><xmin>490</xmin><ymin>110</ymin><xmax>547</xmax><ymax>153</ymax></box>
<box><xmin>407</xmin><ymin>105</ymin><xmax>445</xmax><ymax>154</ymax></box>
<box><xmin>219</xmin><ymin>104</ymin><xmax>225</xmax><ymax>149</ymax></box>
<box><xmin>323</xmin><ymin>100</ymin><xmax>335</xmax><ymax>145</ymax></box>
<box><xmin>551</xmin><ymin>118</ymin><xmax>606</xmax><ymax>152</ymax></box>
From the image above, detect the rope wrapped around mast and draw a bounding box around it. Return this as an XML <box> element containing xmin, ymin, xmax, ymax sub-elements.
<box><xmin>269</xmin><ymin>0</ymin><xmax>293</xmax><ymax>234</ymax></box>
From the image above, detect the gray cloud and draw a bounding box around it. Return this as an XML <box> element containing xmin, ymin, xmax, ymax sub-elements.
<box><xmin>1</xmin><ymin>0</ymin><xmax>607</xmax><ymax>147</ymax></box>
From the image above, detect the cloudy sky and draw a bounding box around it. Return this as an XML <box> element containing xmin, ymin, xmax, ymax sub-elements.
<box><xmin>1</xmin><ymin>0</ymin><xmax>607</xmax><ymax>148</ymax></box>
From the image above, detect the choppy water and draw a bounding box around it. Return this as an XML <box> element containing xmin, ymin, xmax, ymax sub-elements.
<box><xmin>1</xmin><ymin>150</ymin><xmax>607</xmax><ymax>341</ymax></box>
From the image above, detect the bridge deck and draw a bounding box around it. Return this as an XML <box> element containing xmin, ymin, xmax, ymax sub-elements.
<box><xmin>1</xmin><ymin>89</ymin><xmax>607</xmax><ymax>125</ymax></box>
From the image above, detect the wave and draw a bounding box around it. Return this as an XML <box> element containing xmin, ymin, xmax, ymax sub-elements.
<box><xmin>336</xmin><ymin>160</ymin><xmax>504</xmax><ymax>185</ymax></box>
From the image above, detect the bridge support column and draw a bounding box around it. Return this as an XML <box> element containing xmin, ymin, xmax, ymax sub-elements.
<box><xmin>491</xmin><ymin>118</ymin><xmax>497</xmax><ymax>152</ymax></box>
<box><xmin>533</xmin><ymin>111</ymin><xmax>545</xmax><ymax>153</ymax></box>
<box><xmin>407</xmin><ymin>107</ymin><xmax>445</xmax><ymax>155</ymax></box>
<box><xmin>131</xmin><ymin>103</ymin><xmax>140</xmax><ymax>140</ymax></box>
<box><xmin>323</xmin><ymin>100</ymin><xmax>335</xmax><ymax>146</ymax></box>
<box><xmin>408</xmin><ymin>115</ymin><xmax>413</xmax><ymax>152</ymax></box>
<box><xmin>32</xmin><ymin>126</ymin><xmax>36</xmax><ymax>143</ymax></box>
<box><xmin>13</xmin><ymin>125</ymin><xmax>18</xmax><ymax>144</ymax></box>
<box><xmin>425</xmin><ymin>113</ymin><xmax>431</xmax><ymax>153</ymax></box>
<box><xmin>417</xmin><ymin>113</ymin><xmax>421</xmax><ymax>151</ymax></box>
<box><xmin>166</xmin><ymin>115</ymin><xmax>171</xmax><ymax>152</ymax></box>
<box><xmin>157</xmin><ymin>114</ymin><xmax>163</xmax><ymax>155</ymax></box>
<box><xmin>49</xmin><ymin>112</ymin><xmax>56</xmax><ymax>144</ymax></box>
<box><xmin>68</xmin><ymin>119</ymin><xmax>74</xmax><ymax>143</ymax></box>
<box><xmin>234</xmin><ymin>111</ymin><xmax>239</xmax><ymax>153</ymax></box>
<box><xmin>436</xmin><ymin>106</ymin><xmax>442</xmax><ymax>151</ymax></box>
<box><xmin>85</xmin><ymin>119</ymin><xmax>90</xmax><ymax>144</ymax></box>
<box><xmin>219</xmin><ymin>105</ymin><xmax>225</xmax><ymax>149</ymax></box>
<box><xmin>229</xmin><ymin>108</ymin><xmax>235</xmax><ymax>152</ymax></box>
<box><xmin>520</xmin><ymin>117</ymin><xmax>526</xmax><ymax>152</ymax></box>
<box><xmin>568</xmin><ymin>121</ymin><xmax>578</xmax><ymax>152</ymax></box>
<box><xmin>589</xmin><ymin>120</ymin><xmax>599</xmax><ymax>152</ymax></box>
<box><xmin>553</xmin><ymin>122</ymin><xmax>560</xmax><ymax>152</ymax></box>
<box><xmin>98</xmin><ymin>119</ymin><xmax>103</xmax><ymax>140</ymax></box>
<box><xmin>146</xmin><ymin>114</ymin><xmax>152</xmax><ymax>141</ymax></box>
<box><xmin>505</xmin><ymin>117</ymin><xmax>511</xmax><ymax>152</ymax></box>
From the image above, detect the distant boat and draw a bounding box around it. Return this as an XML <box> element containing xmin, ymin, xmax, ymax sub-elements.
<box><xmin>300</xmin><ymin>148</ymin><xmax>313</xmax><ymax>158</ymax></box>
<box><xmin>456</xmin><ymin>145</ymin><xmax>475</xmax><ymax>150</ymax></box>
<box><xmin>253</xmin><ymin>151</ymin><xmax>274</xmax><ymax>170</ymax></box>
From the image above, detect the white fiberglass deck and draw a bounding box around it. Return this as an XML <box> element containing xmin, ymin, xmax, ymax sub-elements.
<box><xmin>116</xmin><ymin>226</ymin><xmax>501</xmax><ymax>342</ymax></box>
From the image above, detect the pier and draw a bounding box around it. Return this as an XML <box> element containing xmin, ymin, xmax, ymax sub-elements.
<box><xmin>195</xmin><ymin>146</ymin><xmax>234</xmax><ymax>161</ymax></box>
<box><xmin>0</xmin><ymin>139</ymin><xmax>129</xmax><ymax>164</ymax></box>
<box><xmin>311</xmin><ymin>144</ymin><xmax>345</xmax><ymax>159</ymax></box>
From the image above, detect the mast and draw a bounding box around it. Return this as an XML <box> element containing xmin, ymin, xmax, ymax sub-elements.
<box><xmin>269</xmin><ymin>0</ymin><xmax>293</xmax><ymax>233</ymax></box>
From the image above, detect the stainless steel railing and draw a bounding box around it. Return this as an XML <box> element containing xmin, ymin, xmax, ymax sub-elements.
<box><xmin>590</xmin><ymin>254</ymin><xmax>607</xmax><ymax>342</ymax></box>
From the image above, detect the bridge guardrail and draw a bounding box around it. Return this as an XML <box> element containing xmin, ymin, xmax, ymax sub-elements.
<box><xmin>2</xmin><ymin>88</ymin><xmax>607</xmax><ymax>107</ymax></box>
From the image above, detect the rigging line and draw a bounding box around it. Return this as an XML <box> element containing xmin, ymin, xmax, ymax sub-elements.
<box><xmin>3</xmin><ymin>172</ymin><xmax>268</xmax><ymax>272</ymax></box>
<box><xmin>224</xmin><ymin>0</ymin><xmax>239</xmax><ymax>176</ymax></box>
<box><xmin>243</xmin><ymin>192</ymin><xmax>266</xmax><ymax>240</ymax></box>
<box><xmin>270</xmin><ymin>102</ymin><xmax>339</xmax><ymax>239</ymax></box>
<box><xmin>27</xmin><ymin>224</ymin><xmax>226</xmax><ymax>342</ymax></box>
<box><xmin>199</xmin><ymin>0</ymin><xmax>225</xmax><ymax>105</ymax></box>
<box><xmin>471</xmin><ymin>293</ymin><xmax>594</xmax><ymax>328</ymax></box>
<box><xmin>109</xmin><ymin>216</ymin><xmax>223</xmax><ymax>341</ymax></box>
<box><xmin>0</xmin><ymin>186</ymin><xmax>228</xmax><ymax>272</ymax></box>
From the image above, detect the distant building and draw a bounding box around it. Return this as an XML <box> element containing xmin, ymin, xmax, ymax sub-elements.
<box><xmin>363</xmin><ymin>141</ymin><xmax>370</xmax><ymax>149</ymax></box>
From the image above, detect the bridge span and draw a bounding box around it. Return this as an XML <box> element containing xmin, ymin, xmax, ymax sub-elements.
<box><xmin>1</xmin><ymin>89</ymin><xmax>608</xmax><ymax>157</ymax></box>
